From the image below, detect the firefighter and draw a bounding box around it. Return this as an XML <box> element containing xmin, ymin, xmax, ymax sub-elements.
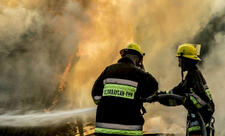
<box><xmin>158</xmin><ymin>43</ymin><xmax>215</xmax><ymax>136</ymax></box>
<box><xmin>92</xmin><ymin>43</ymin><xmax>158</xmax><ymax>136</ymax></box>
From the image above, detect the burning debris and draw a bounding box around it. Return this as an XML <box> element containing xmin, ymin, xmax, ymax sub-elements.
<box><xmin>44</xmin><ymin>53</ymin><xmax>77</xmax><ymax>112</ymax></box>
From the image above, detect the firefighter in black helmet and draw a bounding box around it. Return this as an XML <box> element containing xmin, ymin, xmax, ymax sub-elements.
<box><xmin>92</xmin><ymin>43</ymin><xmax>158</xmax><ymax>136</ymax></box>
<box><xmin>158</xmin><ymin>43</ymin><xmax>215</xmax><ymax>136</ymax></box>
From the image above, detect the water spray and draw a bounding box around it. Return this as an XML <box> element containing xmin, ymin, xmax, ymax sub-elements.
<box><xmin>0</xmin><ymin>107</ymin><xmax>96</xmax><ymax>127</ymax></box>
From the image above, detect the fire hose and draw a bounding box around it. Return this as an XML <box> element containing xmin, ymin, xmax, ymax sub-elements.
<box><xmin>142</xmin><ymin>94</ymin><xmax>207</xmax><ymax>136</ymax></box>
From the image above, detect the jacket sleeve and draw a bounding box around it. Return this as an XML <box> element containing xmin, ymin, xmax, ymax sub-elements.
<box><xmin>141</xmin><ymin>72</ymin><xmax>158</xmax><ymax>98</ymax></box>
<box><xmin>158</xmin><ymin>82</ymin><xmax>184</xmax><ymax>106</ymax></box>
<box><xmin>91</xmin><ymin>67</ymin><xmax>108</xmax><ymax>105</ymax></box>
<box><xmin>190</xmin><ymin>71</ymin><xmax>215</xmax><ymax>114</ymax></box>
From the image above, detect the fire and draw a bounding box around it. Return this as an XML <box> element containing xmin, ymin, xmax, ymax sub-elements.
<box><xmin>58</xmin><ymin>55</ymin><xmax>73</xmax><ymax>92</ymax></box>
<box><xmin>45</xmin><ymin>54</ymin><xmax>75</xmax><ymax>112</ymax></box>
<box><xmin>66</xmin><ymin>1</ymin><xmax>134</xmax><ymax>108</ymax></box>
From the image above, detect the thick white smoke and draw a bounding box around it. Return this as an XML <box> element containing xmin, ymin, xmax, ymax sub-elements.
<box><xmin>203</xmin><ymin>33</ymin><xmax>225</xmax><ymax>135</ymax></box>
<box><xmin>0</xmin><ymin>0</ymin><xmax>85</xmax><ymax>112</ymax></box>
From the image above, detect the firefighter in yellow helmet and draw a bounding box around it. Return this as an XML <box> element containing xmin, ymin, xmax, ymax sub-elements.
<box><xmin>92</xmin><ymin>43</ymin><xmax>158</xmax><ymax>136</ymax></box>
<box><xmin>176</xmin><ymin>43</ymin><xmax>201</xmax><ymax>61</ymax></box>
<box><xmin>120</xmin><ymin>43</ymin><xmax>146</xmax><ymax>70</ymax></box>
<box><xmin>158</xmin><ymin>43</ymin><xmax>215</xmax><ymax>136</ymax></box>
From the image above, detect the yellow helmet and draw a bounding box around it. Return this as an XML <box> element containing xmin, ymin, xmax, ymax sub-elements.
<box><xmin>120</xmin><ymin>43</ymin><xmax>145</xmax><ymax>58</ymax></box>
<box><xmin>176</xmin><ymin>43</ymin><xmax>201</xmax><ymax>61</ymax></box>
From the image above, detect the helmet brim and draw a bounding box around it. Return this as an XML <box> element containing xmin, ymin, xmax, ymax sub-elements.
<box><xmin>120</xmin><ymin>49</ymin><xmax>145</xmax><ymax>58</ymax></box>
<box><xmin>176</xmin><ymin>55</ymin><xmax>201</xmax><ymax>61</ymax></box>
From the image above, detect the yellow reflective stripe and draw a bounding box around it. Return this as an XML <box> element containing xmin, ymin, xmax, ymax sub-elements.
<box><xmin>191</xmin><ymin>93</ymin><xmax>207</xmax><ymax>106</ymax></box>
<box><xmin>165</xmin><ymin>90</ymin><xmax>176</xmax><ymax>105</ymax></box>
<box><xmin>189</xmin><ymin>88</ymin><xmax>203</xmax><ymax>109</ymax></box>
<box><xmin>190</xmin><ymin>88</ymin><xmax>194</xmax><ymax>93</ymax></box>
<box><xmin>103</xmin><ymin>84</ymin><xmax>136</xmax><ymax>99</ymax></box>
<box><xmin>190</xmin><ymin>96</ymin><xmax>202</xmax><ymax>109</ymax></box>
<box><xmin>188</xmin><ymin>123</ymin><xmax>210</xmax><ymax>132</ymax></box>
<box><xmin>166</xmin><ymin>90</ymin><xmax>173</xmax><ymax>94</ymax></box>
<box><xmin>94</xmin><ymin>100</ymin><xmax>100</xmax><ymax>105</ymax></box>
<box><xmin>169</xmin><ymin>99</ymin><xmax>176</xmax><ymax>106</ymax></box>
<box><xmin>205</xmin><ymin>89</ymin><xmax>212</xmax><ymax>100</ymax></box>
<box><xmin>95</xmin><ymin>127</ymin><xmax>143</xmax><ymax>136</ymax></box>
<box><xmin>188</xmin><ymin>126</ymin><xmax>201</xmax><ymax>132</ymax></box>
<box><xmin>104</xmin><ymin>84</ymin><xmax>136</xmax><ymax>93</ymax></box>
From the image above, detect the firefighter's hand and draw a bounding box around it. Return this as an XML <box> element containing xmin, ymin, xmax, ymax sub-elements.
<box><xmin>157</xmin><ymin>91</ymin><xmax>167</xmax><ymax>95</ymax></box>
<box><xmin>139</xmin><ymin>62</ymin><xmax>145</xmax><ymax>71</ymax></box>
<box><xmin>137</xmin><ymin>59</ymin><xmax>145</xmax><ymax>71</ymax></box>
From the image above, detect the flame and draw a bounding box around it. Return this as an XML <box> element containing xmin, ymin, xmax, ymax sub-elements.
<box><xmin>58</xmin><ymin>55</ymin><xmax>73</xmax><ymax>92</ymax></box>
<box><xmin>66</xmin><ymin>0</ymin><xmax>135</xmax><ymax>108</ymax></box>
<box><xmin>65</xmin><ymin>0</ymin><xmax>213</xmax><ymax>109</ymax></box>
<box><xmin>45</xmin><ymin>54</ymin><xmax>75</xmax><ymax>112</ymax></box>
<box><xmin>63</xmin><ymin>0</ymin><xmax>213</xmax><ymax>132</ymax></box>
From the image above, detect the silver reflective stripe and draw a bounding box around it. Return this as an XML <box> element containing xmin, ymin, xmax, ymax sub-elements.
<box><xmin>96</xmin><ymin>122</ymin><xmax>142</xmax><ymax>131</ymax></box>
<box><xmin>191</xmin><ymin>113</ymin><xmax>196</xmax><ymax>118</ymax></box>
<box><xmin>103</xmin><ymin>78</ymin><xmax>138</xmax><ymax>87</ymax></box>
<box><xmin>168</xmin><ymin>90</ymin><xmax>173</xmax><ymax>94</ymax></box>
<box><xmin>94</xmin><ymin>96</ymin><xmax>102</xmax><ymax>101</ymax></box>
<box><xmin>191</xmin><ymin>93</ymin><xmax>207</xmax><ymax>106</ymax></box>
<box><xmin>169</xmin><ymin>90</ymin><xmax>173</xmax><ymax>94</ymax></box>
<box><xmin>203</xmin><ymin>84</ymin><xmax>209</xmax><ymax>90</ymax></box>
<box><xmin>190</xmin><ymin>120</ymin><xmax>200</xmax><ymax>126</ymax></box>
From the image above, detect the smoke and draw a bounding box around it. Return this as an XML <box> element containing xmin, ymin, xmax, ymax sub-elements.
<box><xmin>66</xmin><ymin>0</ymin><xmax>213</xmax><ymax>107</ymax></box>
<box><xmin>200</xmin><ymin>17</ymin><xmax>225</xmax><ymax>136</ymax></box>
<box><xmin>65</xmin><ymin>0</ymin><xmax>213</xmax><ymax>134</ymax></box>
<box><xmin>0</xmin><ymin>0</ymin><xmax>224</xmax><ymax>135</ymax></box>
<box><xmin>0</xmin><ymin>0</ymin><xmax>86</xmax><ymax>112</ymax></box>
<box><xmin>190</xmin><ymin>1</ymin><xmax>225</xmax><ymax>134</ymax></box>
<box><xmin>203</xmin><ymin>33</ymin><xmax>225</xmax><ymax>135</ymax></box>
<box><xmin>193</xmin><ymin>14</ymin><xmax>225</xmax><ymax>60</ymax></box>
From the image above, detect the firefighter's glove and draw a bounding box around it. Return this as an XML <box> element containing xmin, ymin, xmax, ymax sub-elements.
<box><xmin>157</xmin><ymin>91</ymin><xmax>167</xmax><ymax>95</ymax></box>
